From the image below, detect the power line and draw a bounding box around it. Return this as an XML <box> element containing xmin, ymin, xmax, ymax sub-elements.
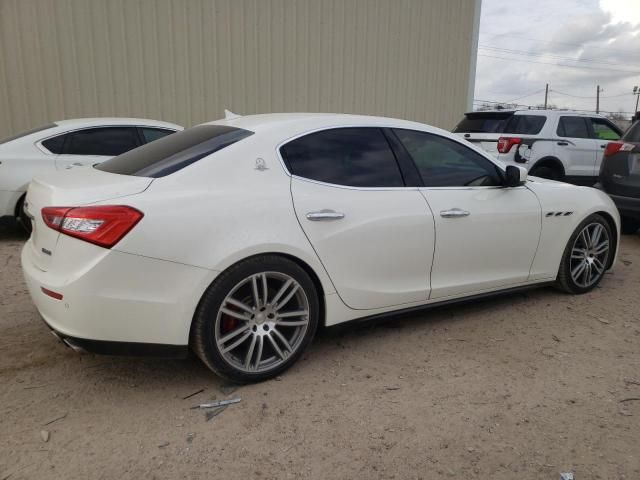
<box><xmin>481</xmin><ymin>33</ymin><xmax>640</xmax><ymax>57</ymax></box>
<box><xmin>504</xmin><ymin>89</ymin><xmax>546</xmax><ymax>103</ymax></box>
<box><xmin>478</xmin><ymin>45</ymin><xmax>640</xmax><ymax>68</ymax></box>
<box><xmin>478</xmin><ymin>54</ymin><xmax>640</xmax><ymax>74</ymax></box>
<box><xmin>552</xmin><ymin>89</ymin><xmax>634</xmax><ymax>99</ymax></box>
<box><xmin>472</xmin><ymin>98</ymin><xmax>636</xmax><ymax>115</ymax></box>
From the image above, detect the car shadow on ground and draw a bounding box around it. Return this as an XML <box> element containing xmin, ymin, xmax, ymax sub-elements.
<box><xmin>0</xmin><ymin>217</ymin><xmax>28</xmax><ymax>241</ymax></box>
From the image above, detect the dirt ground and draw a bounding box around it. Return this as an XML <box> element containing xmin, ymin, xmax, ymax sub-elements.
<box><xmin>1</xmin><ymin>219</ymin><xmax>639</xmax><ymax>480</ymax></box>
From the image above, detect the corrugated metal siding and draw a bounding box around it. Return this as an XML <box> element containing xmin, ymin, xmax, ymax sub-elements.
<box><xmin>0</xmin><ymin>0</ymin><xmax>477</xmax><ymax>138</ymax></box>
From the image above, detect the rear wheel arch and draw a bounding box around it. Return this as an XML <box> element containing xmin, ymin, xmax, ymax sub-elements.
<box><xmin>530</xmin><ymin>157</ymin><xmax>565</xmax><ymax>178</ymax></box>
<box><xmin>594</xmin><ymin>210</ymin><xmax>618</xmax><ymax>268</ymax></box>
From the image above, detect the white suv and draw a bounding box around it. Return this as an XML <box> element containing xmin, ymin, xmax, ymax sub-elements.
<box><xmin>453</xmin><ymin>109</ymin><xmax>623</xmax><ymax>185</ymax></box>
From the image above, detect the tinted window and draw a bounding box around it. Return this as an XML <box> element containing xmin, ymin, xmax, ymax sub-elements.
<box><xmin>624</xmin><ymin>122</ymin><xmax>640</xmax><ymax>143</ymax></box>
<box><xmin>503</xmin><ymin>115</ymin><xmax>546</xmax><ymax>135</ymax></box>
<box><xmin>41</xmin><ymin>134</ymin><xmax>67</xmax><ymax>154</ymax></box>
<box><xmin>453</xmin><ymin>113</ymin><xmax>513</xmax><ymax>133</ymax></box>
<box><xmin>590</xmin><ymin>118</ymin><xmax>621</xmax><ymax>141</ymax></box>
<box><xmin>280</xmin><ymin>128</ymin><xmax>404</xmax><ymax>188</ymax></box>
<box><xmin>393</xmin><ymin>129</ymin><xmax>502</xmax><ymax>187</ymax></box>
<box><xmin>96</xmin><ymin>125</ymin><xmax>253</xmax><ymax>178</ymax></box>
<box><xmin>141</xmin><ymin>127</ymin><xmax>175</xmax><ymax>143</ymax></box>
<box><xmin>0</xmin><ymin>123</ymin><xmax>57</xmax><ymax>145</ymax></box>
<box><xmin>557</xmin><ymin>117</ymin><xmax>590</xmax><ymax>139</ymax></box>
<box><xmin>66</xmin><ymin>127</ymin><xmax>140</xmax><ymax>156</ymax></box>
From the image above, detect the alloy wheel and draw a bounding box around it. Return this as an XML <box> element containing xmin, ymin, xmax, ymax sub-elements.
<box><xmin>214</xmin><ymin>272</ymin><xmax>310</xmax><ymax>373</ymax></box>
<box><xmin>569</xmin><ymin>222</ymin><xmax>610</xmax><ymax>289</ymax></box>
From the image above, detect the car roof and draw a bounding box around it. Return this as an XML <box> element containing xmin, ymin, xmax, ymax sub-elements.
<box><xmin>464</xmin><ymin>109</ymin><xmax>606</xmax><ymax>118</ymax></box>
<box><xmin>206</xmin><ymin>112</ymin><xmax>446</xmax><ymax>138</ymax></box>
<box><xmin>54</xmin><ymin>117</ymin><xmax>183</xmax><ymax>130</ymax></box>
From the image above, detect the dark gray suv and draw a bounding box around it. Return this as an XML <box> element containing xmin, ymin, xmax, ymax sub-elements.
<box><xmin>599</xmin><ymin>120</ymin><xmax>640</xmax><ymax>234</ymax></box>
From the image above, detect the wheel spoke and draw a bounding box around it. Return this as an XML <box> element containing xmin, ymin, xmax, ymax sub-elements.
<box><xmin>590</xmin><ymin>224</ymin><xmax>603</xmax><ymax>247</ymax></box>
<box><xmin>255</xmin><ymin>336</ymin><xmax>264</xmax><ymax>368</ymax></box>
<box><xmin>226</xmin><ymin>297</ymin><xmax>254</xmax><ymax>314</ymax></box>
<box><xmin>261</xmin><ymin>273</ymin><xmax>269</xmax><ymax>306</ymax></box>
<box><xmin>251</xmin><ymin>275</ymin><xmax>261</xmax><ymax>308</ymax></box>
<box><xmin>275</xmin><ymin>285</ymin><xmax>299</xmax><ymax>310</ymax></box>
<box><xmin>592</xmin><ymin>257</ymin><xmax>605</xmax><ymax>274</ymax></box>
<box><xmin>267</xmin><ymin>333</ymin><xmax>286</xmax><ymax>359</ymax></box>
<box><xmin>593</xmin><ymin>241</ymin><xmax>609</xmax><ymax>255</ymax></box>
<box><xmin>571</xmin><ymin>261</ymin><xmax>587</xmax><ymax>280</ymax></box>
<box><xmin>582</xmin><ymin>263</ymin><xmax>592</xmax><ymax>285</ymax></box>
<box><xmin>220</xmin><ymin>307</ymin><xmax>251</xmax><ymax>321</ymax></box>
<box><xmin>270</xmin><ymin>279</ymin><xmax>293</xmax><ymax>306</ymax></box>
<box><xmin>219</xmin><ymin>326</ymin><xmax>251</xmax><ymax>351</ymax></box>
<box><xmin>278</xmin><ymin>310</ymin><xmax>309</xmax><ymax>318</ymax></box>
<box><xmin>272</xmin><ymin>328</ymin><xmax>293</xmax><ymax>352</ymax></box>
<box><xmin>277</xmin><ymin>319</ymin><xmax>309</xmax><ymax>327</ymax></box>
<box><xmin>244</xmin><ymin>334</ymin><xmax>257</xmax><ymax>370</ymax></box>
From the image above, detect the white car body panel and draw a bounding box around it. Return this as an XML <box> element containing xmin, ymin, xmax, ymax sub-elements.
<box><xmin>0</xmin><ymin>118</ymin><xmax>182</xmax><ymax>217</ymax></box>
<box><xmin>21</xmin><ymin>113</ymin><xmax>621</xmax><ymax>347</ymax></box>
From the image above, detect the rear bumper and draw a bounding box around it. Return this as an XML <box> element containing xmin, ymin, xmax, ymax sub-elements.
<box><xmin>21</xmin><ymin>237</ymin><xmax>217</xmax><ymax>348</ymax></box>
<box><xmin>609</xmin><ymin>193</ymin><xmax>640</xmax><ymax>219</ymax></box>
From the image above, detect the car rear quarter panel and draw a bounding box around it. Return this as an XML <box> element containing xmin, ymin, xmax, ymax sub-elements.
<box><xmin>527</xmin><ymin>180</ymin><xmax>620</xmax><ymax>280</ymax></box>
<box><xmin>110</xmin><ymin>135</ymin><xmax>337</xmax><ymax>298</ymax></box>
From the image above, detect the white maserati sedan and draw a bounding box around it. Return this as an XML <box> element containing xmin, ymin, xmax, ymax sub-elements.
<box><xmin>21</xmin><ymin>113</ymin><xmax>619</xmax><ymax>382</ymax></box>
<box><xmin>0</xmin><ymin>118</ymin><xmax>182</xmax><ymax>231</ymax></box>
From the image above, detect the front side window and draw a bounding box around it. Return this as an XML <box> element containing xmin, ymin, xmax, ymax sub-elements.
<box><xmin>66</xmin><ymin>127</ymin><xmax>140</xmax><ymax>156</ymax></box>
<box><xmin>393</xmin><ymin>129</ymin><xmax>502</xmax><ymax>187</ymax></box>
<box><xmin>557</xmin><ymin>117</ymin><xmax>590</xmax><ymax>139</ymax></box>
<box><xmin>141</xmin><ymin>127</ymin><xmax>175</xmax><ymax>143</ymax></box>
<box><xmin>590</xmin><ymin>118</ymin><xmax>621</xmax><ymax>141</ymax></box>
<box><xmin>96</xmin><ymin>124</ymin><xmax>254</xmax><ymax>178</ymax></box>
<box><xmin>280</xmin><ymin>128</ymin><xmax>404</xmax><ymax>188</ymax></box>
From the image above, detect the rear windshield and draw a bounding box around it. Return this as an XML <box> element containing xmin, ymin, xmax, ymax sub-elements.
<box><xmin>0</xmin><ymin>123</ymin><xmax>57</xmax><ymax>145</ymax></box>
<box><xmin>503</xmin><ymin>115</ymin><xmax>547</xmax><ymax>135</ymax></box>
<box><xmin>623</xmin><ymin>121</ymin><xmax>640</xmax><ymax>143</ymax></box>
<box><xmin>453</xmin><ymin>113</ymin><xmax>513</xmax><ymax>133</ymax></box>
<box><xmin>95</xmin><ymin>125</ymin><xmax>254</xmax><ymax>178</ymax></box>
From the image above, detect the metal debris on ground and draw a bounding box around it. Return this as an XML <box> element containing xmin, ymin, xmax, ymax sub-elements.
<box><xmin>597</xmin><ymin>318</ymin><xmax>610</xmax><ymax>324</ymax></box>
<box><xmin>40</xmin><ymin>430</ymin><xmax>50</xmax><ymax>442</ymax></box>
<box><xmin>205</xmin><ymin>405</ymin><xmax>229</xmax><ymax>421</ymax></box>
<box><xmin>559</xmin><ymin>473</ymin><xmax>574</xmax><ymax>480</ymax></box>
<box><xmin>385</xmin><ymin>386</ymin><xmax>401</xmax><ymax>391</ymax></box>
<box><xmin>182</xmin><ymin>388</ymin><xmax>205</xmax><ymax>400</ymax></box>
<box><xmin>193</xmin><ymin>398</ymin><xmax>241</xmax><ymax>409</ymax></box>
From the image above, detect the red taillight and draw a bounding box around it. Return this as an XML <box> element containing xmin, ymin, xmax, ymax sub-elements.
<box><xmin>497</xmin><ymin>137</ymin><xmax>522</xmax><ymax>154</ymax></box>
<box><xmin>41</xmin><ymin>287</ymin><xmax>63</xmax><ymax>300</ymax></box>
<box><xmin>604</xmin><ymin>141</ymin><xmax>636</xmax><ymax>157</ymax></box>
<box><xmin>41</xmin><ymin>205</ymin><xmax>143</xmax><ymax>248</ymax></box>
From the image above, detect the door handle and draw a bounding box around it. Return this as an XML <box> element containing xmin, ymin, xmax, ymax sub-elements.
<box><xmin>557</xmin><ymin>141</ymin><xmax>569</xmax><ymax>146</ymax></box>
<box><xmin>600</xmin><ymin>144</ymin><xmax>607</xmax><ymax>148</ymax></box>
<box><xmin>440</xmin><ymin>208</ymin><xmax>470</xmax><ymax>218</ymax></box>
<box><xmin>306</xmin><ymin>209</ymin><xmax>345</xmax><ymax>221</ymax></box>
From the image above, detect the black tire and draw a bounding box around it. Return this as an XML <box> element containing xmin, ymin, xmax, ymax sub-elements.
<box><xmin>621</xmin><ymin>217</ymin><xmax>640</xmax><ymax>235</ymax></box>
<box><xmin>555</xmin><ymin>214</ymin><xmax>612</xmax><ymax>294</ymax></box>
<box><xmin>529</xmin><ymin>164</ymin><xmax>563</xmax><ymax>181</ymax></box>
<box><xmin>16</xmin><ymin>196</ymin><xmax>32</xmax><ymax>234</ymax></box>
<box><xmin>191</xmin><ymin>255</ymin><xmax>319</xmax><ymax>383</ymax></box>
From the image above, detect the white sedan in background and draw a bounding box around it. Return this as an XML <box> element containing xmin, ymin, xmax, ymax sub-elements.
<box><xmin>21</xmin><ymin>113</ymin><xmax>619</xmax><ymax>383</ymax></box>
<box><xmin>0</xmin><ymin>118</ymin><xmax>182</xmax><ymax>231</ymax></box>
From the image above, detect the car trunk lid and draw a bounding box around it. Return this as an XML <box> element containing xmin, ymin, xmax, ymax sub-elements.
<box><xmin>25</xmin><ymin>167</ymin><xmax>152</xmax><ymax>271</ymax></box>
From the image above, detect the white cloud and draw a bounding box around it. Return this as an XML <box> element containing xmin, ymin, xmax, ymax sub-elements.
<box><xmin>476</xmin><ymin>0</ymin><xmax>640</xmax><ymax>116</ymax></box>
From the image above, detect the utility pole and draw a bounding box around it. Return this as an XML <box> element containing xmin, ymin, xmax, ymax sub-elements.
<box><xmin>634</xmin><ymin>86</ymin><xmax>639</xmax><ymax>116</ymax></box>
<box><xmin>544</xmin><ymin>83</ymin><xmax>549</xmax><ymax>109</ymax></box>
<box><xmin>596</xmin><ymin>85</ymin><xmax>601</xmax><ymax>114</ymax></box>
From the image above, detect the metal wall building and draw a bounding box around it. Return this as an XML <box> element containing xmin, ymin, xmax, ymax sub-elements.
<box><xmin>0</xmin><ymin>0</ymin><xmax>481</xmax><ymax>138</ymax></box>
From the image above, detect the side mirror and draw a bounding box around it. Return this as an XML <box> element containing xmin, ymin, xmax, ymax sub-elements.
<box><xmin>503</xmin><ymin>165</ymin><xmax>527</xmax><ymax>187</ymax></box>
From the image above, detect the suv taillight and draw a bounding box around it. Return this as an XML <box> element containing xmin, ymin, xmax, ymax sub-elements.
<box><xmin>41</xmin><ymin>205</ymin><xmax>143</xmax><ymax>248</ymax></box>
<box><xmin>497</xmin><ymin>137</ymin><xmax>522</xmax><ymax>154</ymax></box>
<box><xmin>604</xmin><ymin>141</ymin><xmax>636</xmax><ymax>157</ymax></box>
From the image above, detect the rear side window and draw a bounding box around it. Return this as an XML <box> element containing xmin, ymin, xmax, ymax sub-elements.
<box><xmin>590</xmin><ymin>118</ymin><xmax>621</xmax><ymax>141</ymax></box>
<box><xmin>0</xmin><ymin>123</ymin><xmax>57</xmax><ymax>145</ymax></box>
<box><xmin>503</xmin><ymin>115</ymin><xmax>546</xmax><ymax>135</ymax></box>
<box><xmin>96</xmin><ymin>125</ymin><xmax>254</xmax><ymax>178</ymax></box>
<box><xmin>624</xmin><ymin>122</ymin><xmax>640</xmax><ymax>143</ymax></box>
<box><xmin>66</xmin><ymin>127</ymin><xmax>140</xmax><ymax>156</ymax></box>
<box><xmin>41</xmin><ymin>134</ymin><xmax>67</xmax><ymax>154</ymax></box>
<box><xmin>393</xmin><ymin>129</ymin><xmax>502</xmax><ymax>187</ymax></box>
<box><xmin>280</xmin><ymin>128</ymin><xmax>404</xmax><ymax>188</ymax></box>
<box><xmin>557</xmin><ymin>117</ymin><xmax>590</xmax><ymax>139</ymax></box>
<box><xmin>453</xmin><ymin>113</ymin><xmax>513</xmax><ymax>133</ymax></box>
<box><xmin>141</xmin><ymin>127</ymin><xmax>175</xmax><ymax>143</ymax></box>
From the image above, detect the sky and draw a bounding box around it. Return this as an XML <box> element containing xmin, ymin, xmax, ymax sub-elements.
<box><xmin>476</xmin><ymin>0</ymin><xmax>640</xmax><ymax>116</ymax></box>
